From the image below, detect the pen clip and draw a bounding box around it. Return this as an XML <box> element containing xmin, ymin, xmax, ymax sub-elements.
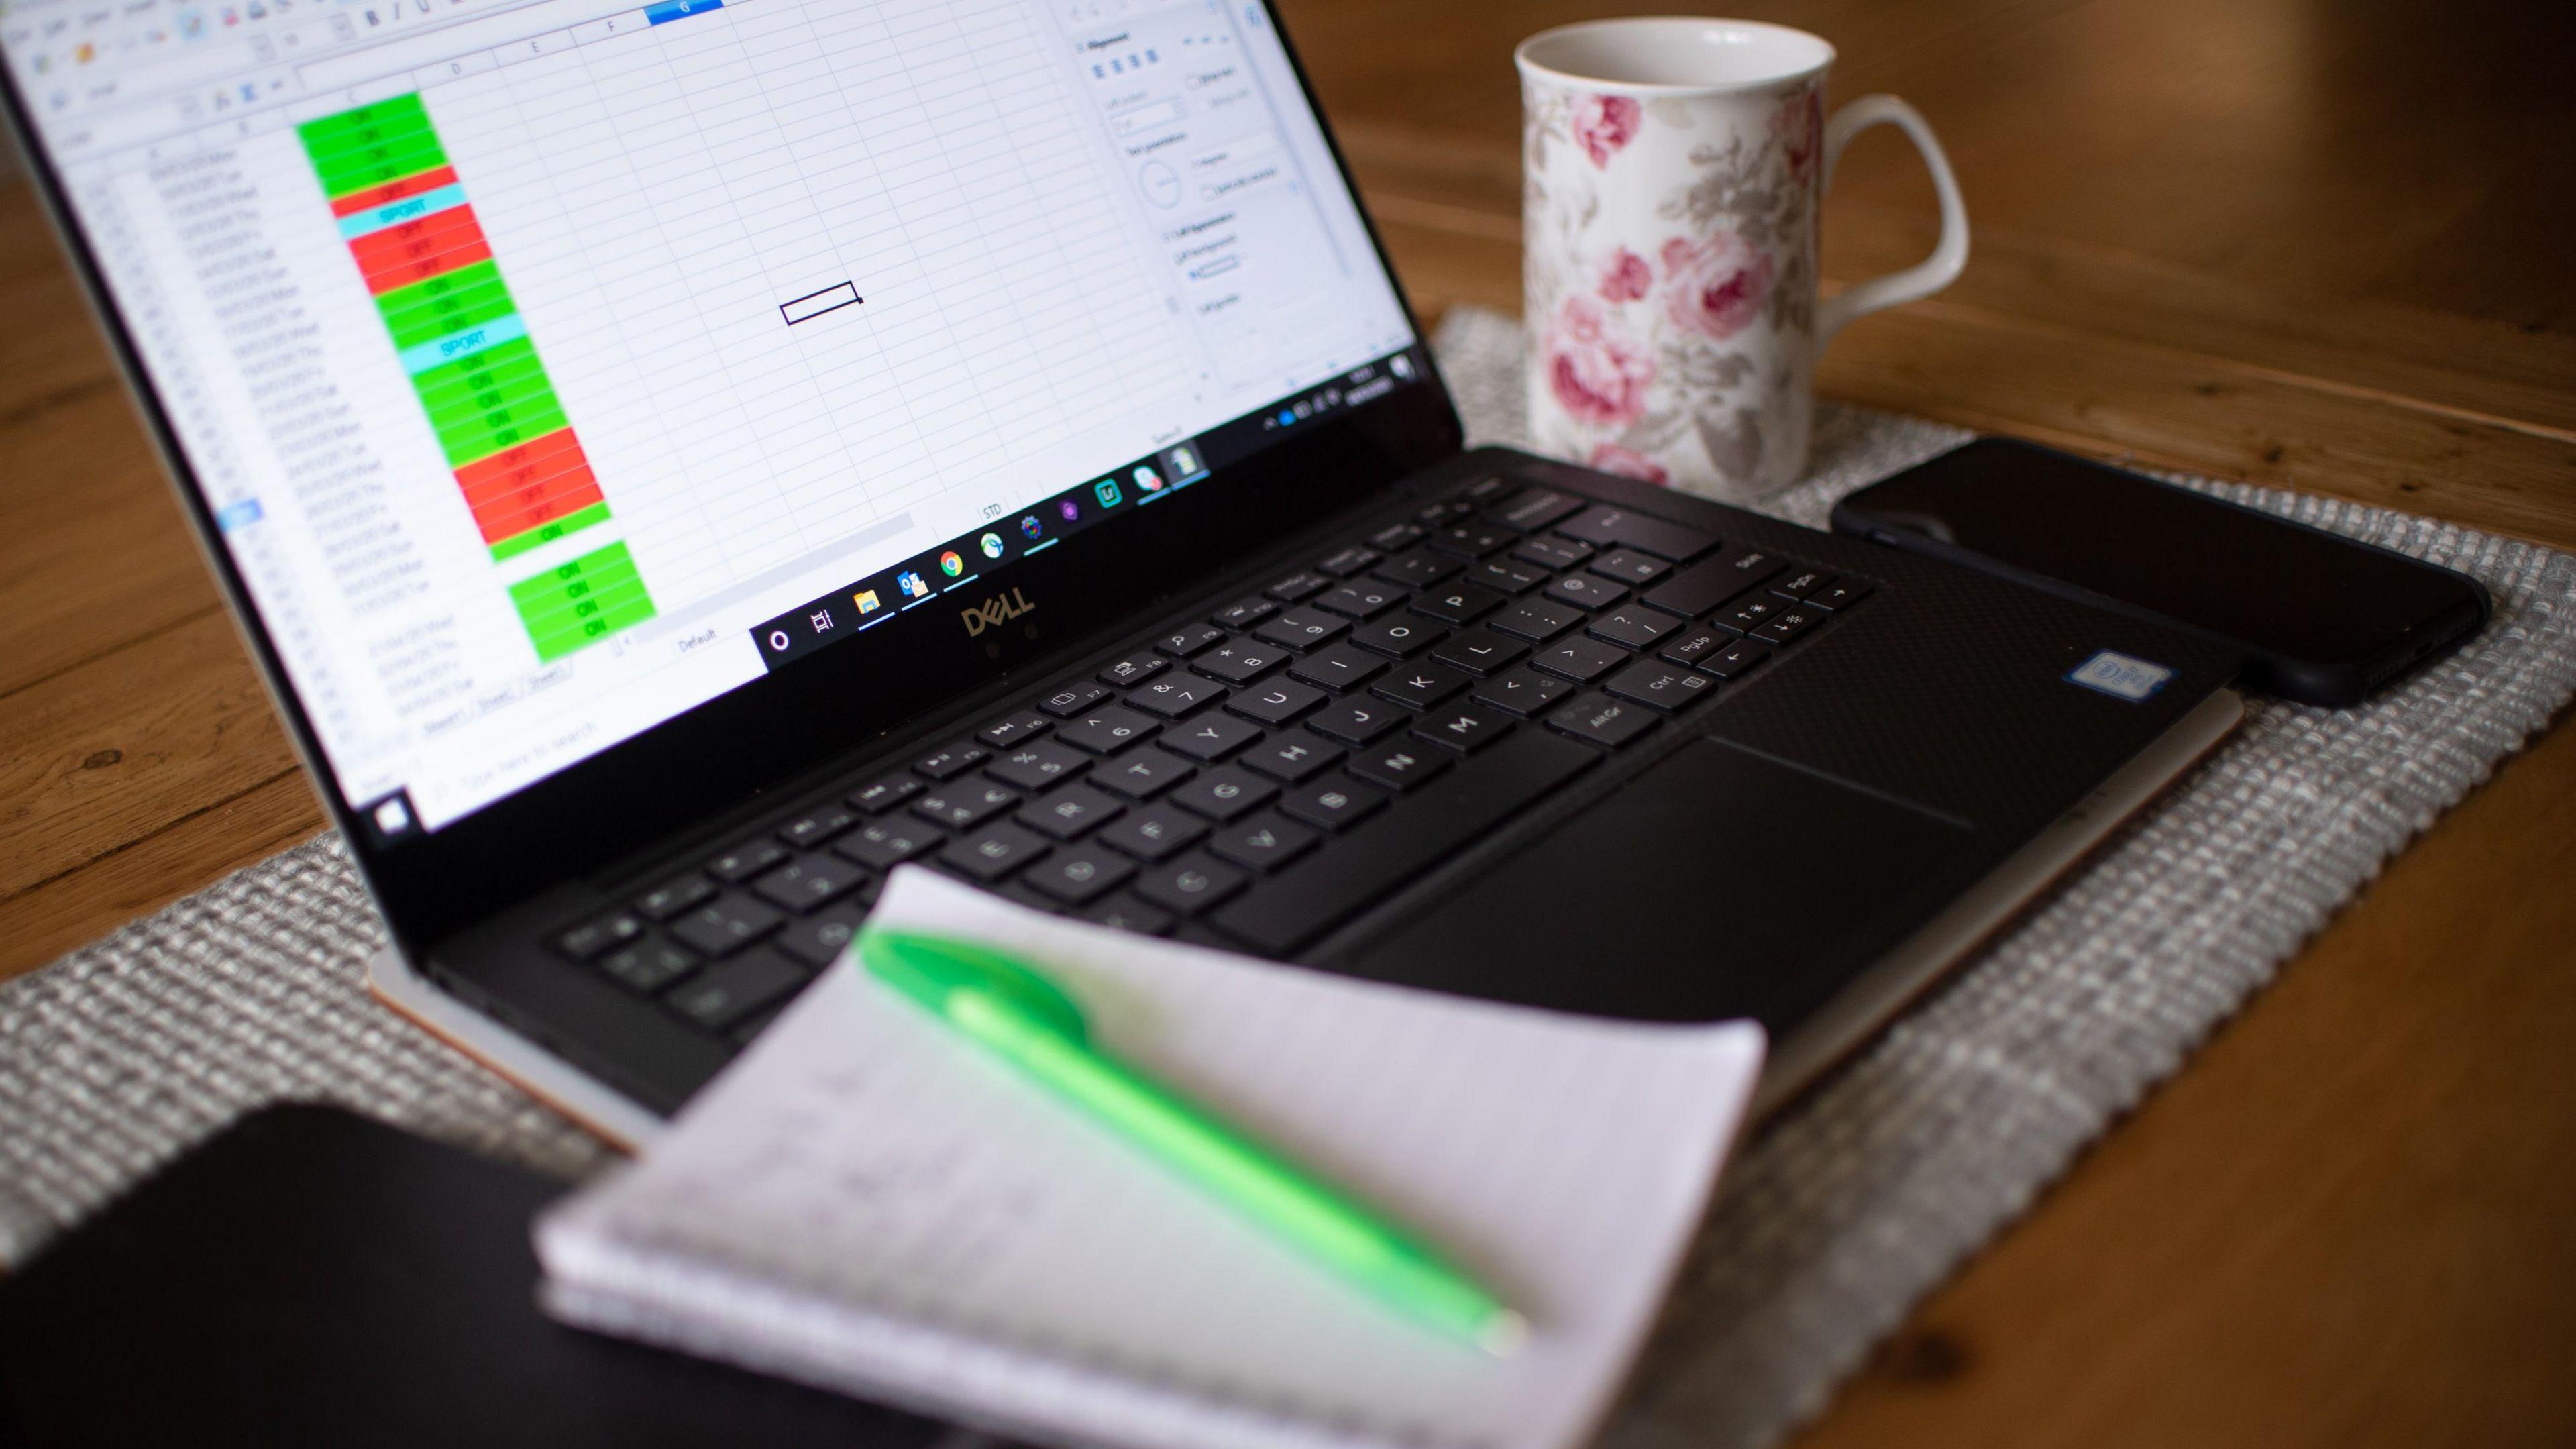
<box><xmin>857</xmin><ymin>928</ymin><xmax>1091</xmax><ymax>1043</ymax></box>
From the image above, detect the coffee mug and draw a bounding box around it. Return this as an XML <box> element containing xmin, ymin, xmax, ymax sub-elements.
<box><xmin>1517</xmin><ymin>18</ymin><xmax>1968</xmax><ymax>500</ymax></box>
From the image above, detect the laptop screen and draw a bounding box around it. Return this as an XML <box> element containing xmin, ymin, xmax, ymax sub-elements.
<box><xmin>3</xmin><ymin>0</ymin><xmax>1422</xmax><ymax>835</ymax></box>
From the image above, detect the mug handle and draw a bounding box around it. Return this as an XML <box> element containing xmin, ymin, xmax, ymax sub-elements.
<box><xmin>1815</xmin><ymin>95</ymin><xmax>1970</xmax><ymax>348</ymax></box>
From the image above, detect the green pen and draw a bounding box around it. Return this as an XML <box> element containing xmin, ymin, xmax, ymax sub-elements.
<box><xmin>856</xmin><ymin>926</ymin><xmax>1528</xmax><ymax>1356</ymax></box>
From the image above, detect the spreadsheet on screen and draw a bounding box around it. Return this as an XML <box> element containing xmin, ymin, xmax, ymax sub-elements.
<box><xmin>2</xmin><ymin>0</ymin><xmax>1414</xmax><ymax>829</ymax></box>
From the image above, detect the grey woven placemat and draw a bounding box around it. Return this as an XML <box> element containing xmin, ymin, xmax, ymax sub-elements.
<box><xmin>4</xmin><ymin>303</ymin><xmax>2571</xmax><ymax>1449</ymax></box>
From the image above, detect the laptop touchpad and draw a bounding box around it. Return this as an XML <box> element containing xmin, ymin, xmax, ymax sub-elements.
<box><xmin>1337</xmin><ymin>737</ymin><xmax>1977</xmax><ymax>1030</ymax></box>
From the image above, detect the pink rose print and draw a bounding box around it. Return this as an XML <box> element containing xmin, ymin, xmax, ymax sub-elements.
<box><xmin>1571</xmin><ymin>93</ymin><xmax>1642</xmax><ymax>168</ymax></box>
<box><xmin>1596</xmin><ymin>248</ymin><xmax>1653</xmax><ymax>303</ymax></box>
<box><xmin>1660</xmin><ymin>233</ymin><xmax>1776</xmax><ymax>341</ymax></box>
<box><xmin>1546</xmin><ymin>297</ymin><xmax>1654</xmax><ymax>429</ymax></box>
<box><xmin>1587</xmin><ymin>443</ymin><xmax>1669</xmax><ymax>486</ymax></box>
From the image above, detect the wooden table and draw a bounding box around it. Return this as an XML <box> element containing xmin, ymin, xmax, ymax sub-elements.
<box><xmin>3</xmin><ymin>0</ymin><xmax>2571</xmax><ymax>1441</ymax></box>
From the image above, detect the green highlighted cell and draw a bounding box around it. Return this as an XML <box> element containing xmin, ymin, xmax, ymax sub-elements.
<box><xmin>511</xmin><ymin>541</ymin><xmax>657</xmax><ymax>661</ymax></box>
<box><xmin>490</xmin><ymin>502</ymin><xmax>613</xmax><ymax>562</ymax></box>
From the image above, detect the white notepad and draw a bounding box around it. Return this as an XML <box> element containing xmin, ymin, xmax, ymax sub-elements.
<box><xmin>536</xmin><ymin>867</ymin><xmax>1764</xmax><ymax>1449</ymax></box>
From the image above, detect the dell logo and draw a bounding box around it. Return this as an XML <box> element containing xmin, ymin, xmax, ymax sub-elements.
<box><xmin>961</xmin><ymin>588</ymin><xmax>1037</xmax><ymax>637</ymax></box>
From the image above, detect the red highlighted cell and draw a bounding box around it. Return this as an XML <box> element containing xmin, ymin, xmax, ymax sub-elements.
<box><xmin>329</xmin><ymin>164</ymin><xmax>460</xmax><ymax>217</ymax></box>
<box><xmin>348</xmin><ymin>203</ymin><xmax>486</xmax><ymax>288</ymax></box>
<box><xmin>362</xmin><ymin>239</ymin><xmax>495</xmax><ymax>295</ymax></box>
<box><xmin>472</xmin><ymin>470</ymin><xmax>606</xmax><ymax>545</ymax></box>
<box><xmin>462</xmin><ymin>458</ymin><xmax>598</xmax><ymax>520</ymax></box>
<box><xmin>452</xmin><ymin>427</ymin><xmax>582</xmax><ymax>488</ymax></box>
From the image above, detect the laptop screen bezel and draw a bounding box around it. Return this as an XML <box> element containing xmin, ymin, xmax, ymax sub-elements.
<box><xmin>1</xmin><ymin>0</ymin><xmax>1464</xmax><ymax>951</ymax></box>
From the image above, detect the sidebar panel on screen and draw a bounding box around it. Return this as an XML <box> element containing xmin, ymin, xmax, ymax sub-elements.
<box><xmin>297</xmin><ymin>93</ymin><xmax>657</xmax><ymax>663</ymax></box>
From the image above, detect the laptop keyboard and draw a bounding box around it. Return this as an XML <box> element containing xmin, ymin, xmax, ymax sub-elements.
<box><xmin>545</xmin><ymin>476</ymin><xmax>1875</xmax><ymax>1044</ymax></box>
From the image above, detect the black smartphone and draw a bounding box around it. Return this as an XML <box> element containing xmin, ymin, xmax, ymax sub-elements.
<box><xmin>1831</xmin><ymin>438</ymin><xmax>2489</xmax><ymax>706</ymax></box>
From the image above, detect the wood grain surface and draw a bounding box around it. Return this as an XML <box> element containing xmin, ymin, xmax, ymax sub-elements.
<box><xmin>1</xmin><ymin>0</ymin><xmax>2571</xmax><ymax>1442</ymax></box>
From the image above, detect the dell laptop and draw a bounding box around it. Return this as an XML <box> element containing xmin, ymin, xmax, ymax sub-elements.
<box><xmin>2</xmin><ymin>0</ymin><xmax>2240</xmax><ymax>1142</ymax></box>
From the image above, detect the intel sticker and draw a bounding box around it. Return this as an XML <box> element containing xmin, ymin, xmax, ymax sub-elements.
<box><xmin>2066</xmin><ymin>650</ymin><xmax>2174</xmax><ymax>702</ymax></box>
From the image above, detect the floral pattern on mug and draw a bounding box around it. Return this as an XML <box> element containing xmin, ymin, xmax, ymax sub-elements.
<box><xmin>1544</xmin><ymin>297</ymin><xmax>1654</xmax><ymax>428</ymax></box>
<box><xmin>1523</xmin><ymin>72</ymin><xmax>1826</xmax><ymax>500</ymax></box>
<box><xmin>1571</xmin><ymin>93</ymin><xmax>1641</xmax><ymax>167</ymax></box>
<box><xmin>1659</xmin><ymin>233</ymin><xmax>1774</xmax><ymax>341</ymax></box>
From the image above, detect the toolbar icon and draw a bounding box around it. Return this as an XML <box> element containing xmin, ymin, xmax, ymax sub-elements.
<box><xmin>853</xmin><ymin>588</ymin><xmax>881</xmax><ymax>615</ymax></box>
<box><xmin>897</xmin><ymin>570</ymin><xmax>929</xmax><ymax>599</ymax></box>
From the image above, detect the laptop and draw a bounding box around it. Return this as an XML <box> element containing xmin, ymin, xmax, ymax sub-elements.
<box><xmin>3</xmin><ymin>0</ymin><xmax>2240</xmax><ymax>1142</ymax></box>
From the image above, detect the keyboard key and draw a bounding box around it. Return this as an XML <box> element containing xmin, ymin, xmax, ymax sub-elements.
<box><xmin>752</xmin><ymin>854</ymin><xmax>870</xmax><ymax>913</ymax></box>
<box><xmin>1715</xmin><ymin>594</ymin><xmax>1788</xmax><ymax>635</ymax></box>
<box><xmin>1056</xmin><ymin>706</ymin><xmax>1159</xmax><ymax>753</ymax></box>
<box><xmin>1213</xmin><ymin>730</ymin><xmax>1597</xmax><ymax>953</ymax></box>
<box><xmin>1254</xmin><ymin>606</ymin><xmax>1350</xmax><ymax>649</ymax></box>
<box><xmin>849</xmin><ymin>773</ymin><xmax>924</xmax><ymax>814</ymax></box>
<box><xmin>939</xmin><ymin>822</ymin><xmax>1052</xmax><ymax>881</ymax></box>
<box><xmin>1589</xmin><ymin>547</ymin><xmax>1672</xmax><ymax>585</ymax></box>
<box><xmin>1133</xmin><ymin>853</ymin><xmax>1249</xmax><ymax>915</ymax></box>
<box><xmin>1544</xmin><ymin>572</ymin><xmax>1627</xmax><ymax>610</ymax></box>
<box><xmin>1212</xmin><ymin>595</ymin><xmax>1278</xmax><ymax>629</ymax></box>
<box><xmin>1316</xmin><ymin>582</ymin><xmax>1403</xmax><ymax>620</ymax></box>
<box><xmin>977</xmin><ymin>711</ymin><xmax>1051</xmax><ymax>749</ymax></box>
<box><xmin>1036</xmin><ymin>680</ymin><xmax>1112</xmax><ymax>716</ymax></box>
<box><xmin>1227</xmin><ymin>679</ymin><xmax>1326</xmax><ymax>726</ymax></box>
<box><xmin>1097</xmin><ymin>651</ymin><xmax>1168</xmax><ymax>688</ymax></box>
<box><xmin>1432</xmin><ymin>629</ymin><xmax>1528</xmax><ymax>676</ymax></box>
<box><xmin>1430</xmin><ymin>523</ymin><xmax>1513</xmax><ymax>558</ymax></box>
<box><xmin>1240</xmin><ymin>729</ymin><xmax>1343</xmax><ymax>783</ymax></box>
<box><xmin>1316</xmin><ymin>544</ymin><xmax>1381</xmax><ymax>577</ymax></box>
<box><xmin>557</xmin><ymin>910</ymin><xmax>645</xmax><ymax>961</ymax></box>
<box><xmin>1514</xmin><ymin>535</ymin><xmax>1594</xmax><ymax>570</ymax></box>
<box><xmin>1288</xmin><ymin>641</ymin><xmax>1387</xmax><ymax>691</ymax></box>
<box><xmin>913</xmin><ymin>780</ymin><xmax>1020</xmax><ymax>829</ymax></box>
<box><xmin>634</xmin><ymin>874</ymin><xmax>715</xmax><ymax>922</ymax></box>
<box><xmin>1210</xmin><ymin>812</ymin><xmax>1318</xmax><ymax>873</ymax></box>
<box><xmin>1193</xmin><ymin>639</ymin><xmax>1288</xmax><ymax>684</ymax></box>
<box><xmin>1589</xmin><ymin>606</ymin><xmax>1676</xmax><ymax>649</ymax></box>
<box><xmin>1161</xmin><ymin>711</ymin><xmax>1265</xmax><ymax>761</ymax></box>
<box><xmin>1411</xmin><ymin>582</ymin><xmax>1504</xmax><ymax>625</ymax></box>
<box><xmin>1279</xmin><ymin>773</ymin><xmax>1387</xmax><ymax>831</ymax></box>
<box><xmin>1266</xmin><ymin>570</ymin><xmax>1330</xmax><ymax>602</ymax></box>
<box><xmin>1349</xmin><ymin>616</ymin><xmax>1442</xmax><ymax>657</ymax></box>
<box><xmin>1371</xmin><ymin>548</ymin><xmax>1462</xmax><ymax>588</ymax></box>
<box><xmin>986</xmin><ymin>739</ymin><xmax>1090</xmax><ymax>790</ymax></box>
<box><xmin>912</xmin><ymin>742</ymin><xmax>989</xmax><ymax>780</ymax></box>
<box><xmin>1081</xmin><ymin>892</ymin><xmax>1175</xmax><ymax>935</ymax></box>
<box><xmin>1808</xmin><ymin>578</ymin><xmax>1874</xmax><ymax>611</ymax></box>
<box><xmin>1412</xmin><ymin>704</ymin><xmax>1513</xmax><ymax>753</ymax></box>
<box><xmin>1658</xmin><ymin>627</ymin><xmax>1731</xmax><ymax>669</ymax></box>
<box><xmin>775</xmin><ymin>906</ymin><xmax>869</xmax><ymax>969</ymax></box>
<box><xmin>1024</xmin><ymin>846</ymin><xmax>1138</xmax><ymax>905</ymax></box>
<box><xmin>706</xmin><ymin>838</ymin><xmax>790</xmax><ymax>883</ymax></box>
<box><xmin>667</xmin><ymin>949</ymin><xmax>805</xmax><ymax>1032</ymax></box>
<box><xmin>1169</xmin><ymin>765</ymin><xmax>1279</xmax><ymax>822</ymax></box>
<box><xmin>598</xmin><ymin>940</ymin><xmax>699</xmax><ymax>995</ymax></box>
<box><xmin>1491</xmin><ymin>598</ymin><xmax>1582</xmax><ymax>643</ymax></box>
<box><xmin>1702</xmin><ymin>638</ymin><xmax>1772</xmax><ymax>678</ymax></box>
<box><xmin>1642</xmin><ymin>546</ymin><xmax>1789</xmax><ymax>618</ymax></box>
<box><xmin>1604</xmin><ymin>661</ymin><xmax>1718</xmax><ymax>712</ymax></box>
<box><xmin>1555</xmin><ymin>504</ymin><xmax>1718</xmax><ymax>561</ymax></box>
<box><xmin>1366</xmin><ymin>522</ymin><xmax>1426</xmax><ymax>552</ymax></box>
<box><xmin>1471</xmin><ymin>665</ymin><xmax>1574</xmax><ymax>716</ymax></box>
<box><xmin>1156</xmin><ymin>622</ymin><xmax>1226</xmax><ymax>657</ymax></box>
<box><xmin>776</xmin><ymin>804</ymin><xmax>857</xmax><ymax>851</ymax></box>
<box><xmin>1128</xmin><ymin>672</ymin><xmax>1226</xmax><ymax>718</ymax></box>
<box><xmin>1490</xmin><ymin>487</ymin><xmax>1586</xmax><ymax>531</ymax></box>
<box><xmin>1752</xmin><ymin>606</ymin><xmax>1825</xmax><ymax>645</ymax></box>
<box><xmin>835</xmin><ymin>818</ymin><xmax>943</xmax><ymax>869</ymax></box>
<box><xmin>1532</xmin><ymin>634</ymin><xmax>1629</xmax><ymax>682</ymax></box>
<box><xmin>1307</xmin><ymin>698</ymin><xmax>1406</xmax><ymax>745</ymax></box>
<box><xmin>1470</xmin><ymin>556</ymin><xmax>1548</xmax><ymax>594</ymax></box>
<box><xmin>1349</xmin><ymin>742</ymin><xmax>1454</xmax><ymax>792</ymax></box>
<box><xmin>1018</xmin><ymin>782</ymin><xmax>1125</xmax><ymax>840</ymax></box>
<box><xmin>1549</xmin><ymin>693</ymin><xmax>1659</xmax><ymax>749</ymax></box>
<box><xmin>1372</xmin><ymin>662</ymin><xmax>1470</xmax><ymax>710</ymax></box>
<box><xmin>670</xmin><ymin>894</ymin><xmax>786</xmax><ymax>957</ymax></box>
<box><xmin>1770</xmin><ymin>568</ymin><xmax>1832</xmax><ymax>601</ymax></box>
<box><xmin>1097</xmin><ymin>802</ymin><xmax>1209</xmax><ymax>861</ymax></box>
<box><xmin>1091</xmin><ymin>745</ymin><xmax>1195</xmax><ymax>799</ymax></box>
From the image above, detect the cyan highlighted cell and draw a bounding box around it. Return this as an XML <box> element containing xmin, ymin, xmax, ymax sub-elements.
<box><xmin>645</xmin><ymin>0</ymin><xmax>723</xmax><ymax>24</ymax></box>
<box><xmin>338</xmin><ymin>184</ymin><xmax>469</xmax><ymax>239</ymax></box>
<box><xmin>398</xmin><ymin>313</ymin><xmax>528</xmax><ymax>375</ymax></box>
